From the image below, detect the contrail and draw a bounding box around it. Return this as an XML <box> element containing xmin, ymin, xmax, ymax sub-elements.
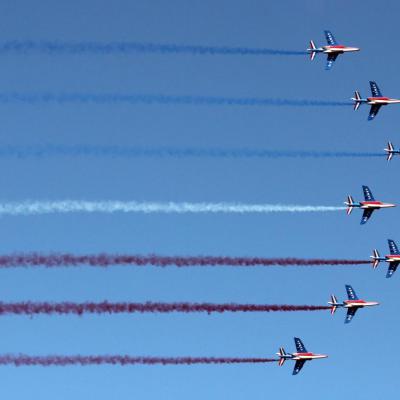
<box><xmin>0</xmin><ymin>301</ymin><xmax>331</xmax><ymax>315</ymax></box>
<box><xmin>0</xmin><ymin>93</ymin><xmax>350</xmax><ymax>107</ymax></box>
<box><xmin>0</xmin><ymin>145</ymin><xmax>383</xmax><ymax>159</ymax></box>
<box><xmin>0</xmin><ymin>40</ymin><xmax>306</xmax><ymax>56</ymax></box>
<box><xmin>0</xmin><ymin>354</ymin><xmax>277</xmax><ymax>366</ymax></box>
<box><xmin>0</xmin><ymin>253</ymin><xmax>370</xmax><ymax>268</ymax></box>
<box><xmin>0</xmin><ymin>201</ymin><xmax>346</xmax><ymax>216</ymax></box>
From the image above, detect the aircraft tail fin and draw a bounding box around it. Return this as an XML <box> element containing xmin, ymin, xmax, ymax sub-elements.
<box><xmin>371</xmin><ymin>249</ymin><xmax>381</xmax><ymax>269</ymax></box>
<box><xmin>329</xmin><ymin>295</ymin><xmax>338</xmax><ymax>315</ymax></box>
<box><xmin>353</xmin><ymin>91</ymin><xmax>362</xmax><ymax>110</ymax></box>
<box><xmin>277</xmin><ymin>347</ymin><xmax>286</xmax><ymax>366</ymax></box>
<box><xmin>345</xmin><ymin>195</ymin><xmax>354</xmax><ymax>215</ymax></box>
<box><xmin>309</xmin><ymin>40</ymin><xmax>317</xmax><ymax>60</ymax></box>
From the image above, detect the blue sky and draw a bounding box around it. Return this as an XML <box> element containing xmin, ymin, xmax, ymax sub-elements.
<box><xmin>0</xmin><ymin>0</ymin><xmax>398</xmax><ymax>398</ymax></box>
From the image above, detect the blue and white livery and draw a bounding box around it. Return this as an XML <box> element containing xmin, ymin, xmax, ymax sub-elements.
<box><xmin>352</xmin><ymin>81</ymin><xmax>400</xmax><ymax>120</ymax></box>
<box><xmin>345</xmin><ymin>185</ymin><xmax>396</xmax><ymax>225</ymax></box>
<box><xmin>371</xmin><ymin>239</ymin><xmax>400</xmax><ymax>278</ymax></box>
<box><xmin>328</xmin><ymin>285</ymin><xmax>379</xmax><ymax>324</ymax></box>
<box><xmin>277</xmin><ymin>338</ymin><xmax>328</xmax><ymax>375</ymax></box>
<box><xmin>307</xmin><ymin>30</ymin><xmax>360</xmax><ymax>70</ymax></box>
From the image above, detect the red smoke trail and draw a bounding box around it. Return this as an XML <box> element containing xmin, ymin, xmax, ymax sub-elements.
<box><xmin>0</xmin><ymin>253</ymin><xmax>370</xmax><ymax>268</ymax></box>
<box><xmin>0</xmin><ymin>302</ymin><xmax>331</xmax><ymax>315</ymax></box>
<box><xmin>0</xmin><ymin>355</ymin><xmax>277</xmax><ymax>366</ymax></box>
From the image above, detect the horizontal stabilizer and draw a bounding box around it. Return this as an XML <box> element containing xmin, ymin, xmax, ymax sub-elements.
<box><xmin>346</xmin><ymin>195</ymin><xmax>354</xmax><ymax>215</ymax></box>
<box><xmin>353</xmin><ymin>91</ymin><xmax>361</xmax><ymax>110</ymax></box>
<box><xmin>371</xmin><ymin>249</ymin><xmax>380</xmax><ymax>269</ymax></box>
<box><xmin>329</xmin><ymin>295</ymin><xmax>338</xmax><ymax>315</ymax></box>
<box><xmin>309</xmin><ymin>40</ymin><xmax>317</xmax><ymax>60</ymax></box>
<box><xmin>277</xmin><ymin>347</ymin><xmax>287</xmax><ymax>366</ymax></box>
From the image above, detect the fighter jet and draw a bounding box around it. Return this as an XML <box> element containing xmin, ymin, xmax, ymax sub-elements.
<box><xmin>371</xmin><ymin>239</ymin><xmax>400</xmax><ymax>278</ymax></box>
<box><xmin>352</xmin><ymin>81</ymin><xmax>400</xmax><ymax>120</ymax></box>
<box><xmin>277</xmin><ymin>337</ymin><xmax>327</xmax><ymax>375</ymax></box>
<box><xmin>307</xmin><ymin>30</ymin><xmax>360</xmax><ymax>70</ymax></box>
<box><xmin>345</xmin><ymin>185</ymin><xmax>395</xmax><ymax>225</ymax></box>
<box><xmin>384</xmin><ymin>142</ymin><xmax>400</xmax><ymax>161</ymax></box>
<box><xmin>328</xmin><ymin>285</ymin><xmax>379</xmax><ymax>324</ymax></box>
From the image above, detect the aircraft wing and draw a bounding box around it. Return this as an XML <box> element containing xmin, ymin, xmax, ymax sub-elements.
<box><xmin>368</xmin><ymin>105</ymin><xmax>382</xmax><ymax>121</ymax></box>
<box><xmin>324</xmin><ymin>30</ymin><xmax>337</xmax><ymax>45</ymax></box>
<box><xmin>326</xmin><ymin>53</ymin><xmax>339</xmax><ymax>70</ymax></box>
<box><xmin>294</xmin><ymin>337</ymin><xmax>307</xmax><ymax>353</ymax></box>
<box><xmin>386</xmin><ymin>262</ymin><xmax>399</xmax><ymax>278</ymax></box>
<box><xmin>370</xmin><ymin>81</ymin><xmax>382</xmax><ymax>97</ymax></box>
<box><xmin>388</xmin><ymin>239</ymin><xmax>400</xmax><ymax>255</ymax></box>
<box><xmin>362</xmin><ymin>185</ymin><xmax>375</xmax><ymax>201</ymax></box>
<box><xmin>360</xmin><ymin>209</ymin><xmax>374</xmax><ymax>225</ymax></box>
<box><xmin>292</xmin><ymin>359</ymin><xmax>306</xmax><ymax>375</ymax></box>
<box><xmin>345</xmin><ymin>307</ymin><xmax>358</xmax><ymax>324</ymax></box>
<box><xmin>345</xmin><ymin>285</ymin><xmax>358</xmax><ymax>300</ymax></box>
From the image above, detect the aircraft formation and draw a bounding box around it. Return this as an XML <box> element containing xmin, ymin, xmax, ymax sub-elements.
<box><xmin>3</xmin><ymin>30</ymin><xmax>396</xmax><ymax>380</ymax></box>
<box><xmin>277</xmin><ymin>31</ymin><xmax>396</xmax><ymax>375</ymax></box>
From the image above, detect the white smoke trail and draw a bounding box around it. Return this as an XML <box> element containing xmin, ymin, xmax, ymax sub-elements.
<box><xmin>0</xmin><ymin>201</ymin><xmax>345</xmax><ymax>216</ymax></box>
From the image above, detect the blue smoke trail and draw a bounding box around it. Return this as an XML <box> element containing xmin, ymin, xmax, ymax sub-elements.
<box><xmin>0</xmin><ymin>40</ymin><xmax>307</xmax><ymax>56</ymax></box>
<box><xmin>0</xmin><ymin>93</ymin><xmax>350</xmax><ymax>107</ymax></box>
<box><xmin>0</xmin><ymin>145</ymin><xmax>383</xmax><ymax>159</ymax></box>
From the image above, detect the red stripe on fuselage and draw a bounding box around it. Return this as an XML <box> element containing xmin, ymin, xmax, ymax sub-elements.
<box><xmin>344</xmin><ymin>300</ymin><xmax>366</xmax><ymax>304</ymax></box>
<box><xmin>367</xmin><ymin>97</ymin><xmax>390</xmax><ymax>101</ymax></box>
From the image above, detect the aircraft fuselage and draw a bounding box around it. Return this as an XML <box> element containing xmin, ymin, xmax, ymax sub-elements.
<box><xmin>343</xmin><ymin>300</ymin><xmax>379</xmax><ymax>308</ymax></box>
<box><xmin>366</xmin><ymin>97</ymin><xmax>400</xmax><ymax>105</ymax></box>
<box><xmin>385</xmin><ymin>255</ymin><xmax>400</xmax><ymax>263</ymax></box>
<box><xmin>291</xmin><ymin>352</ymin><xmax>328</xmax><ymax>361</ymax></box>
<box><xmin>359</xmin><ymin>201</ymin><xmax>396</xmax><ymax>210</ymax></box>
<box><xmin>321</xmin><ymin>45</ymin><xmax>360</xmax><ymax>54</ymax></box>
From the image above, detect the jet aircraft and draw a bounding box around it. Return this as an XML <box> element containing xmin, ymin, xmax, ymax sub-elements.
<box><xmin>384</xmin><ymin>142</ymin><xmax>400</xmax><ymax>161</ymax></box>
<box><xmin>371</xmin><ymin>239</ymin><xmax>400</xmax><ymax>278</ymax></box>
<box><xmin>345</xmin><ymin>185</ymin><xmax>395</xmax><ymax>225</ymax></box>
<box><xmin>307</xmin><ymin>30</ymin><xmax>360</xmax><ymax>70</ymax></box>
<box><xmin>277</xmin><ymin>337</ymin><xmax>327</xmax><ymax>375</ymax></box>
<box><xmin>352</xmin><ymin>81</ymin><xmax>400</xmax><ymax>120</ymax></box>
<box><xmin>328</xmin><ymin>285</ymin><xmax>379</xmax><ymax>324</ymax></box>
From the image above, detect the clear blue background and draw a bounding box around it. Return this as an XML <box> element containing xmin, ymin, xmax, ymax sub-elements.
<box><xmin>0</xmin><ymin>0</ymin><xmax>397</xmax><ymax>398</ymax></box>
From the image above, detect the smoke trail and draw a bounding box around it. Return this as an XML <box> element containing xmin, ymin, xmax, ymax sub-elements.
<box><xmin>0</xmin><ymin>40</ymin><xmax>306</xmax><ymax>56</ymax></box>
<box><xmin>0</xmin><ymin>301</ymin><xmax>331</xmax><ymax>315</ymax></box>
<box><xmin>0</xmin><ymin>253</ymin><xmax>370</xmax><ymax>268</ymax></box>
<box><xmin>0</xmin><ymin>93</ymin><xmax>350</xmax><ymax>107</ymax></box>
<box><xmin>0</xmin><ymin>145</ymin><xmax>384</xmax><ymax>159</ymax></box>
<box><xmin>0</xmin><ymin>201</ymin><xmax>346</xmax><ymax>216</ymax></box>
<box><xmin>0</xmin><ymin>354</ymin><xmax>277</xmax><ymax>367</ymax></box>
